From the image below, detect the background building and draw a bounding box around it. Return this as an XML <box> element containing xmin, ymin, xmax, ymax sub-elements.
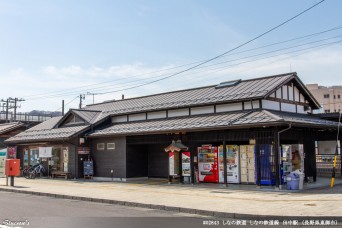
<box><xmin>306</xmin><ymin>84</ymin><xmax>342</xmax><ymax>113</ymax></box>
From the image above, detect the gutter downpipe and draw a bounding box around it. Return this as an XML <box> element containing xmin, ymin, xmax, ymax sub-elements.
<box><xmin>276</xmin><ymin>123</ymin><xmax>292</xmax><ymax>190</ymax></box>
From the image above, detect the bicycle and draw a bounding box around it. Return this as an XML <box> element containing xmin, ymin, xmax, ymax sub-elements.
<box><xmin>23</xmin><ymin>163</ymin><xmax>45</xmax><ymax>179</ymax></box>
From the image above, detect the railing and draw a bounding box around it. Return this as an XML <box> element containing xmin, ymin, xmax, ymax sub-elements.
<box><xmin>0</xmin><ymin>112</ymin><xmax>60</xmax><ymax>122</ymax></box>
<box><xmin>316</xmin><ymin>154</ymin><xmax>341</xmax><ymax>177</ymax></box>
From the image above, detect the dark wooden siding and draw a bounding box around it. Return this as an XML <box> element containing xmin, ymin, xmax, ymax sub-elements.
<box><xmin>91</xmin><ymin>136</ymin><xmax>126</xmax><ymax>178</ymax></box>
<box><xmin>126</xmin><ymin>145</ymin><xmax>148</xmax><ymax>178</ymax></box>
<box><xmin>147</xmin><ymin>144</ymin><xmax>168</xmax><ymax>178</ymax></box>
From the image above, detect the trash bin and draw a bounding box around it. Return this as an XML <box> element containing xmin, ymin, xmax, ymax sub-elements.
<box><xmin>293</xmin><ymin>169</ymin><xmax>304</xmax><ymax>190</ymax></box>
<box><xmin>286</xmin><ymin>172</ymin><xmax>300</xmax><ymax>190</ymax></box>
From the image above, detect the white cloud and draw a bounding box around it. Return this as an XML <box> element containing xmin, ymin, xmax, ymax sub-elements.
<box><xmin>3</xmin><ymin>45</ymin><xmax>342</xmax><ymax>112</ymax></box>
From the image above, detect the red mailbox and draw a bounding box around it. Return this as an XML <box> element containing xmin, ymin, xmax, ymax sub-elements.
<box><xmin>5</xmin><ymin>159</ymin><xmax>20</xmax><ymax>176</ymax></box>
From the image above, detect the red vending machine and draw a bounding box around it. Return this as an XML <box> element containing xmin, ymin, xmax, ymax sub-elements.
<box><xmin>197</xmin><ymin>145</ymin><xmax>218</xmax><ymax>183</ymax></box>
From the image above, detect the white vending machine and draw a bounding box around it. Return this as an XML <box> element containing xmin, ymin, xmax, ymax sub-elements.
<box><xmin>240</xmin><ymin>145</ymin><xmax>255</xmax><ymax>184</ymax></box>
<box><xmin>281</xmin><ymin>144</ymin><xmax>304</xmax><ymax>184</ymax></box>
<box><xmin>219</xmin><ymin>145</ymin><xmax>240</xmax><ymax>183</ymax></box>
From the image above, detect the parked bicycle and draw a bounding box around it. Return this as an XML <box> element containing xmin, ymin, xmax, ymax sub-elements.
<box><xmin>23</xmin><ymin>163</ymin><xmax>45</xmax><ymax>179</ymax></box>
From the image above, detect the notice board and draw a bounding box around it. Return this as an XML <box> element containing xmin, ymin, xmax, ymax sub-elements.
<box><xmin>83</xmin><ymin>160</ymin><xmax>94</xmax><ymax>176</ymax></box>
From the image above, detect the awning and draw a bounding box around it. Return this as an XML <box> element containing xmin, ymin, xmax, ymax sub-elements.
<box><xmin>164</xmin><ymin>140</ymin><xmax>189</xmax><ymax>152</ymax></box>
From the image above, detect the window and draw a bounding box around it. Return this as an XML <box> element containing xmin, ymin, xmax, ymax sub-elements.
<box><xmin>323</xmin><ymin>94</ymin><xmax>330</xmax><ymax>99</ymax></box>
<box><xmin>107</xmin><ymin>143</ymin><xmax>115</xmax><ymax>150</ymax></box>
<box><xmin>97</xmin><ymin>143</ymin><xmax>105</xmax><ymax>150</ymax></box>
<box><xmin>338</xmin><ymin>95</ymin><xmax>341</xmax><ymax>99</ymax></box>
<box><xmin>334</xmin><ymin>95</ymin><xmax>336</xmax><ymax>99</ymax></box>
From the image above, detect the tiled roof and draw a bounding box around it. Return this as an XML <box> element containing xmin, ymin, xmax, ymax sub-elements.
<box><xmin>89</xmin><ymin>110</ymin><xmax>339</xmax><ymax>137</ymax></box>
<box><xmin>83</xmin><ymin>73</ymin><xmax>296</xmax><ymax>117</ymax></box>
<box><xmin>267</xmin><ymin>110</ymin><xmax>340</xmax><ymax>127</ymax></box>
<box><xmin>0</xmin><ymin>122</ymin><xmax>24</xmax><ymax>134</ymax></box>
<box><xmin>5</xmin><ymin>125</ymin><xmax>89</xmax><ymax>143</ymax></box>
<box><xmin>27</xmin><ymin>116</ymin><xmax>63</xmax><ymax>131</ymax></box>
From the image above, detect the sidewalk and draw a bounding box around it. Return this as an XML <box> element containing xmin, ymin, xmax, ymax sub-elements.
<box><xmin>1</xmin><ymin>177</ymin><xmax>342</xmax><ymax>221</ymax></box>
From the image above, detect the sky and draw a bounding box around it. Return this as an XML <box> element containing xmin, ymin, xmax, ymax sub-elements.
<box><xmin>1</xmin><ymin>0</ymin><xmax>342</xmax><ymax>113</ymax></box>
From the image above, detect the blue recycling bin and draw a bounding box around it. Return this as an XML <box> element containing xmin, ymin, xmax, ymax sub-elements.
<box><xmin>286</xmin><ymin>172</ymin><xmax>300</xmax><ymax>190</ymax></box>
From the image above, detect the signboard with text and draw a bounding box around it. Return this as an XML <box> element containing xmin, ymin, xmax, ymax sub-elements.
<box><xmin>0</xmin><ymin>148</ymin><xmax>7</xmax><ymax>177</ymax></box>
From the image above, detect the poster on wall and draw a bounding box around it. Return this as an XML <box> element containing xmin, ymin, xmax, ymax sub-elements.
<box><xmin>169</xmin><ymin>152</ymin><xmax>179</xmax><ymax>176</ymax></box>
<box><xmin>0</xmin><ymin>148</ymin><xmax>7</xmax><ymax>177</ymax></box>
<box><xmin>182</xmin><ymin>152</ymin><xmax>191</xmax><ymax>176</ymax></box>
<box><xmin>63</xmin><ymin>147</ymin><xmax>69</xmax><ymax>172</ymax></box>
<box><xmin>7</xmin><ymin>146</ymin><xmax>17</xmax><ymax>159</ymax></box>
<box><xmin>39</xmin><ymin>147</ymin><xmax>52</xmax><ymax>158</ymax></box>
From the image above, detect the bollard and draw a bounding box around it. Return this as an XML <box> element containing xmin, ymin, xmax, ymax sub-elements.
<box><xmin>10</xmin><ymin>176</ymin><xmax>14</xmax><ymax>187</ymax></box>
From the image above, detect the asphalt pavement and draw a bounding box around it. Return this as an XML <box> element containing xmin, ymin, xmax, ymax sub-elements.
<box><xmin>0</xmin><ymin>177</ymin><xmax>341</xmax><ymax>225</ymax></box>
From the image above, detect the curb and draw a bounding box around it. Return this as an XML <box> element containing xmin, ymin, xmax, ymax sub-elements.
<box><xmin>1</xmin><ymin>187</ymin><xmax>341</xmax><ymax>222</ymax></box>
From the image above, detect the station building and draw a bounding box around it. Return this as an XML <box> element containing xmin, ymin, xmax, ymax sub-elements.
<box><xmin>5</xmin><ymin>72</ymin><xmax>341</xmax><ymax>187</ymax></box>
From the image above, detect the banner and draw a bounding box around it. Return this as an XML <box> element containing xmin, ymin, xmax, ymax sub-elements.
<box><xmin>182</xmin><ymin>152</ymin><xmax>191</xmax><ymax>176</ymax></box>
<box><xmin>8</xmin><ymin>146</ymin><xmax>16</xmax><ymax>159</ymax></box>
<box><xmin>39</xmin><ymin>147</ymin><xmax>52</xmax><ymax>158</ymax></box>
<box><xmin>63</xmin><ymin>147</ymin><xmax>69</xmax><ymax>172</ymax></box>
<box><xmin>169</xmin><ymin>152</ymin><xmax>179</xmax><ymax>176</ymax></box>
<box><xmin>0</xmin><ymin>148</ymin><xmax>7</xmax><ymax>177</ymax></box>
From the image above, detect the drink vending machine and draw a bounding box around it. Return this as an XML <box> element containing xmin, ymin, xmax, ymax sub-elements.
<box><xmin>281</xmin><ymin>144</ymin><xmax>304</xmax><ymax>184</ymax></box>
<box><xmin>218</xmin><ymin>145</ymin><xmax>240</xmax><ymax>183</ymax></box>
<box><xmin>197</xmin><ymin>145</ymin><xmax>218</xmax><ymax>183</ymax></box>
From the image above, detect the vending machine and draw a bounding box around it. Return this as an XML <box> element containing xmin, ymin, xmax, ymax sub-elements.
<box><xmin>256</xmin><ymin>144</ymin><xmax>275</xmax><ymax>186</ymax></box>
<box><xmin>219</xmin><ymin>145</ymin><xmax>240</xmax><ymax>183</ymax></box>
<box><xmin>240</xmin><ymin>145</ymin><xmax>256</xmax><ymax>184</ymax></box>
<box><xmin>281</xmin><ymin>145</ymin><xmax>292</xmax><ymax>184</ymax></box>
<box><xmin>281</xmin><ymin>144</ymin><xmax>304</xmax><ymax>184</ymax></box>
<box><xmin>197</xmin><ymin>145</ymin><xmax>218</xmax><ymax>183</ymax></box>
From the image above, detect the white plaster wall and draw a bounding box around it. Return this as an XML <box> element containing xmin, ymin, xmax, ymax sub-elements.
<box><xmin>288</xmin><ymin>85</ymin><xmax>294</xmax><ymax>101</ymax></box>
<box><xmin>216</xmin><ymin>103</ymin><xmax>242</xmax><ymax>112</ymax></box>
<box><xmin>294</xmin><ymin>87</ymin><xmax>300</xmax><ymax>102</ymax></box>
<box><xmin>282</xmin><ymin>85</ymin><xmax>288</xmax><ymax>100</ymax></box>
<box><xmin>262</xmin><ymin>100</ymin><xmax>280</xmax><ymax>111</ymax></box>
<box><xmin>281</xmin><ymin>102</ymin><xmax>296</xmax><ymax>113</ymax></box>
<box><xmin>168</xmin><ymin>108</ymin><xmax>189</xmax><ymax>118</ymax></box>
<box><xmin>191</xmin><ymin>106</ymin><xmax>215</xmax><ymax>115</ymax></box>
<box><xmin>276</xmin><ymin>88</ymin><xmax>282</xmax><ymax>99</ymax></box>
<box><xmin>147</xmin><ymin>111</ymin><xmax>167</xmax><ymax>120</ymax></box>
<box><xmin>128</xmin><ymin>113</ymin><xmax>146</xmax><ymax>121</ymax></box>
<box><xmin>112</xmin><ymin>115</ymin><xmax>128</xmax><ymax>123</ymax></box>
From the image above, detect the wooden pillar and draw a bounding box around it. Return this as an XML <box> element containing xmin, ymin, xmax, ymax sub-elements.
<box><xmin>178</xmin><ymin>151</ymin><xmax>182</xmax><ymax>183</ymax></box>
<box><xmin>274</xmin><ymin>128</ymin><xmax>280</xmax><ymax>189</ymax></box>
<box><xmin>304</xmin><ymin>130</ymin><xmax>316</xmax><ymax>182</ymax></box>
<box><xmin>256</xmin><ymin>144</ymin><xmax>261</xmax><ymax>187</ymax></box>
<box><xmin>190</xmin><ymin>145</ymin><xmax>195</xmax><ymax>184</ymax></box>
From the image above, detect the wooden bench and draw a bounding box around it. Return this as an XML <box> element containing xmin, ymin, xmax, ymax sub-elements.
<box><xmin>51</xmin><ymin>171</ymin><xmax>71</xmax><ymax>180</ymax></box>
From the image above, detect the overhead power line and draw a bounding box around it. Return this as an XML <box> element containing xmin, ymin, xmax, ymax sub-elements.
<box><xmin>53</xmin><ymin>95</ymin><xmax>79</xmax><ymax>112</ymax></box>
<box><xmin>94</xmin><ymin>0</ymin><xmax>326</xmax><ymax>95</ymax></box>
<box><xmin>22</xmin><ymin>1</ymin><xmax>327</xmax><ymax>101</ymax></box>
<box><xmin>25</xmin><ymin>31</ymin><xmax>341</xmax><ymax>100</ymax></box>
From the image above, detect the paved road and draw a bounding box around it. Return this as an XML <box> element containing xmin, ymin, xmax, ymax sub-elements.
<box><xmin>0</xmin><ymin>192</ymin><xmax>211</xmax><ymax>228</ymax></box>
<box><xmin>0</xmin><ymin>192</ymin><xmax>337</xmax><ymax>228</ymax></box>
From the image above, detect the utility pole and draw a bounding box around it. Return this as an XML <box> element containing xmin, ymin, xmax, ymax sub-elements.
<box><xmin>87</xmin><ymin>92</ymin><xmax>97</xmax><ymax>104</ymax></box>
<box><xmin>62</xmin><ymin>100</ymin><xmax>65</xmax><ymax>116</ymax></box>
<box><xmin>0</xmin><ymin>97</ymin><xmax>25</xmax><ymax>122</ymax></box>
<box><xmin>79</xmin><ymin>94</ymin><xmax>85</xmax><ymax>109</ymax></box>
